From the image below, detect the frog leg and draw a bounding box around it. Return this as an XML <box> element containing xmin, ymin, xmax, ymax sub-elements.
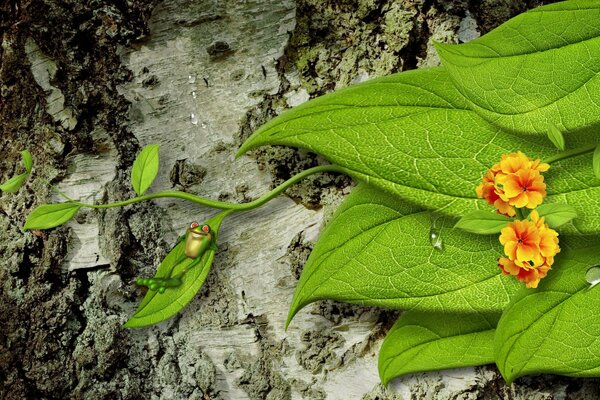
<box><xmin>136</xmin><ymin>255</ymin><xmax>203</xmax><ymax>294</ymax></box>
<box><xmin>135</xmin><ymin>234</ymin><xmax>190</xmax><ymax>292</ymax></box>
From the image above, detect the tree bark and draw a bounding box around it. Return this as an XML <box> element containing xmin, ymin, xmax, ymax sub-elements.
<box><xmin>1</xmin><ymin>0</ymin><xmax>599</xmax><ymax>399</ymax></box>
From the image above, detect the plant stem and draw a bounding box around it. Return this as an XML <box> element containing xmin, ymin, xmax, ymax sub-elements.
<box><xmin>543</xmin><ymin>144</ymin><xmax>596</xmax><ymax>164</ymax></box>
<box><xmin>48</xmin><ymin>164</ymin><xmax>346</xmax><ymax>212</ymax></box>
<box><xmin>515</xmin><ymin>208</ymin><xmax>525</xmax><ymax>220</ymax></box>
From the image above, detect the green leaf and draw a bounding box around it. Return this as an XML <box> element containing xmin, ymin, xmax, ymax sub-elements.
<box><xmin>454</xmin><ymin>211</ymin><xmax>511</xmax><ymax>234</ymax></box>
<box><xmin>23</xmin><ymin>203</ymin><xmax>81</xmax><ymax>230</ymax></box>
<box><xmin>379</xmin><ymin>310</ymin><xmax>498</xmax><ymax>384</ymax></box>
<box><xmin>0</xmin><ymin>173</ymin><xmax>29</xmax><ymax>193</ymax></box>
<box><xmin>534</xmin><ymin>203</ymin><xmax>577</xmax><ymax>228</ymax></box>
<box><xmin>594</xmin><ymin>144</ymin><xmax>600</xmax><ymax>179</ymax></box>
<box><xmin>286</xmin><ymin>184</ymin><xmax>519</xmax><ymax>327</ymax></box>
<box><xmin>494</xmin><ymin>241</ymin><xmax>600</xmax><ymax>384</ymax></box>
<box><xmin>124</xmin><ymin>211</ymin><xmax>230</xmax><ymax>328</ymax></box>
<box><xmin>435</xmin><ymin>0</ymin><xmax>600</xmax><ymax>134</ymax></box>
<box><xmin>547</xmin><ymin>124</ymin><xmax>566</xmax><ymax>151</ymax></box>
<box><xmin>238</xmin><ymin>67</ymin><xmax>600</xmax><ymax>234</ymax></box>
<box><xmin>131</xmin><ymin>144</ymin><xmax>160</xmax><ymax>196</ymax></box>
<box><xmin>21</xmin><ymin>149</ymin><xmax>33</xmax><ymax>172</ymax></box>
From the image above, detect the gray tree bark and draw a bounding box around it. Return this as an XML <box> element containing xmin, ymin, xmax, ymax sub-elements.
<box><xmin>1</xmin><ymin>0</ymin><xmax>599</xmax><ymax>399</ymax></box>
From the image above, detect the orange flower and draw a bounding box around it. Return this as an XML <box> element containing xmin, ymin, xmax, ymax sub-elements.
<box><xmin>496</xmin><ymin>169</ymin><xmax>546</xmax><ymax>209</ymax></box>
<box><xmin>476</xmin><ymin>152</ymin><xmax>548</xmax><ymax>215</ymax></box>
<box><xmin>499</xmin><ymin>219</ymin><xmax>543</xmax><ymax>266</ymax></box>
<box><xmin>530</xmin><ymin>211</ymin><xmax>560</xmax><ymax>258</ymax></box>
<box><xmin>498</xmin><ymin>257</ymin><xmax>551</xmax><ymax>288</ymax></box>
<box><xmin>498</xmin><ymin>151</ymin><xmax>549</xmax><ymax>174</ymax></box>
<box><xmin>497</xmin><ymin>211</ymin><xmax>560</xmax><ymax>288</ymax></box>
<box><xmin>476</xmin><ymin>171</ymin><xmax>516</xmax><ymax>217</ymax></box>
<box><xmin>476</xmin><ymin>166</ymin><xmax>515</xmax><ymax>217</ymax></box>
<box><xmin>476</xmin><ymin>152</ymin><xmax>557</xmax><ymax>288</ymax></box>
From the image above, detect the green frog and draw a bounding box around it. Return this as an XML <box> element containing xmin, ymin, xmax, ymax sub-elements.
<box><xmin>136</xmin><ymin>221</ymin><xmax>218</xmax><ymax>293</ymax></box>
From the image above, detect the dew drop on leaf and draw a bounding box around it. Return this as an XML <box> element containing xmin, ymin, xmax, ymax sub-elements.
<box><xmin>191</xmin><ymin>113</ymin><xmax>199</xmax><ymax>125</ymax></box>
<box><xmin>429</xmin><ymin>214</ymin><xmax>444</xmax><ymax>252</ymax></box>
<box><xmin>188</xmin><ymin>74</ymin><xmax>196</xmax><ymax>84</ymax></box>
<box><xmin>429</xmin><ymin>228</ymin><xmax>443</xmax><ymax>252</ymax></box>
<box><xmin>585</xmin><ymin>265</ymin><xmax>600</xmax><ymax>288</ymax></box>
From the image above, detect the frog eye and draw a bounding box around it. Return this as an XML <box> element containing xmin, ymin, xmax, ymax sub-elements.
<box><xmin>201</xmin><ymin>225</ymin><xmax>210</xmax><ymax>233</ymax></box>
<box><xmin>190</xmin><ymin>222</ymin><xmax>199</xmax><ymax>229</ymax></box>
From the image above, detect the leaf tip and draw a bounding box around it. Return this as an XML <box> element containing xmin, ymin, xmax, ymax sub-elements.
<box><xmin>378</xmin><ymin>364</ymin><xmax>392</xmax><ymax>387</ymax></box>
<box><xmin>236</xmin><ymin>139</ymin><xmax>256</xmax><ymax>159</ymax></box>
<box><xmin>284</xmin><ymin>306</ymin><xmax>298</xmax><ymax>331</ymax></box>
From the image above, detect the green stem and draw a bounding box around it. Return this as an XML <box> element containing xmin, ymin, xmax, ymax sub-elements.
<box><xmin>47</xmin><ymin>165</ymin><xmax>346</xmax><ymax>212</ymax></box>
<box><xmin>543</xmin><ymin>144</ymin><xmax>596</xmax><ymax>164</ymax></box>
<box><xmin>515</xmin><ymin>208</ymin><xmax>525</xmax><ymax>220</ymax></box>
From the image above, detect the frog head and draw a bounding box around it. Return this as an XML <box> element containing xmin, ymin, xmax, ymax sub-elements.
<box><xmin>187</xmin><ymin>221</ymin><xmax>211</xmax><ymax>237</ymax></box>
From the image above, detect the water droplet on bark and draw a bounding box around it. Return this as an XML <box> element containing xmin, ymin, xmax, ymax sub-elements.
<box><xmin>190</xmin><ymin>113</ymin><xmax>198</xmax><ymax>125</ymax></box>
<box><xmin>188</xmin><ymin>74</ymin><xmax>196</xmax><ymax>84</ymax></box>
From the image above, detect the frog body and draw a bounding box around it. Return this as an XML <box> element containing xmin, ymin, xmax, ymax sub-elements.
<box><xmin>136</xmin><ymin>221</ymin><xmax>217</xmax><ymax>293</ymax></box>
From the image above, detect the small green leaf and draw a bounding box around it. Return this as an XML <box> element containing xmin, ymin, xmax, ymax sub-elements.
<box><xmin>23</xmin><ymin>203</ymin><xmax>81</xmax><ymax>230</ymax></box>
<box><xmin>21</xmin><ymin>149</ymin><xmax>33</xmax><ymax>172</ymax></box>
<box><xmin>0</xmin><ymin>173</ymin><xmax>29</xmax><ymax>193</ymax></box>
<box><xmin>593</xmin><ymin>144</ymin><xmax>600</xmax><ymax>179</ymax></box>
<box><xmin>534</xmin><ymin>203</ymin><xmax>577</xmax><ymax>228</ymax></box>
<box><xmin>286</xmin><ymin>184</ymin><xmax>519</xmax><ymax>327</ymax></box>
<box><xmin>454</xmin><ymin>211</ymin><xmax>511</xmax><ymax>234</ymax></box>
<box><xmin>379</xmin><ymin>310</ymin><xmax>498</xmax><ymax>384</ymax></box>
<box><xmin>131</xmin><ymin>144</ymin><xmax>160</xmax><ymax>196</ymax></box>
<box><xmin>124</xmin><ymin>210</ymin><xmax>230</xmax><ymax>328</ymax></box>
<box><xmin>494</xmin><ymin>241</ymin><xmax>600</xmax><ymax>383</ymax></box>
<box><xmin>546</xmin><ymin>124</ymin><xmax>565</xmax><ymax>151</ymax></box>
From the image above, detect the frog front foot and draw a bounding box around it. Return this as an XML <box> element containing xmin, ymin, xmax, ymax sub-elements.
<box><xmin>136</xmin><ymin>276</ymin><xmax>183</xmax><ymax>293</ymax></box>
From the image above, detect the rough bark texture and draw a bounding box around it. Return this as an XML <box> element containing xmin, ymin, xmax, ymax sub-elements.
<box><xmin>1</xmin><ymin>0</ymin><xmax>599</xmax><ymax>399</ymax></box>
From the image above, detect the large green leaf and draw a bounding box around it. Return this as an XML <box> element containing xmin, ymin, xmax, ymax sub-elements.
<box><xmin>435</xmin><ymin>0</ymin><xmax>600</xmax><ymax>134</ymax></box>
<box><xmin>286</xmin><ymin>184</ymin><xmax>519</xmax><ymax>326</ymax></box>
<box><xmin>238</xmin><ymin>67</ymin><xmax>600</xmax><ymax>234</ymax></box>
<box><xmin>124</xmin><ymin>211</ymin><xmax>230</xmax><ymax>328</ymax></box>
<box><xmin>379</xmin><ymin>310</ymin><xmax>498</xmax><ymax>384</ymax></box>
<box><xmin>494</xmin><ymin>240</ymin><xmax>600</xmax><ymax>384</ymax></box>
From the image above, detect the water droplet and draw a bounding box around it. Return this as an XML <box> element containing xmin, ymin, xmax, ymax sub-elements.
<box><xmin>429</xmin><ymin>228</ymin><xmax>443</xmax><ymax>251</ymax></box>
<box><xmin>585</xmin><ymin>265</ymin><xmax>600</xmax><ymax>288</ymax></box>
<box><xmin>191</xmin><ymin>91</ymin><xmax>197</xmax><ymax>99</ymax></box>
<box><xmin>188</xmin><ymin>74</ymin><xmax>196</xmax><ymax>84</ymax></box>
<box><xmin>429</xmin><ymin>214</ymin><xmax>444</xmax><ymax>252</ymax></box>
<box><xmin>190</xmin><ymin>113</ymin><xmax>198</xmax><ymax>125</ymax></box>
<box><xmin>201</xmin><ymin>122</ymin><xmax>207</xmax><ymax>129</ymax></box>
